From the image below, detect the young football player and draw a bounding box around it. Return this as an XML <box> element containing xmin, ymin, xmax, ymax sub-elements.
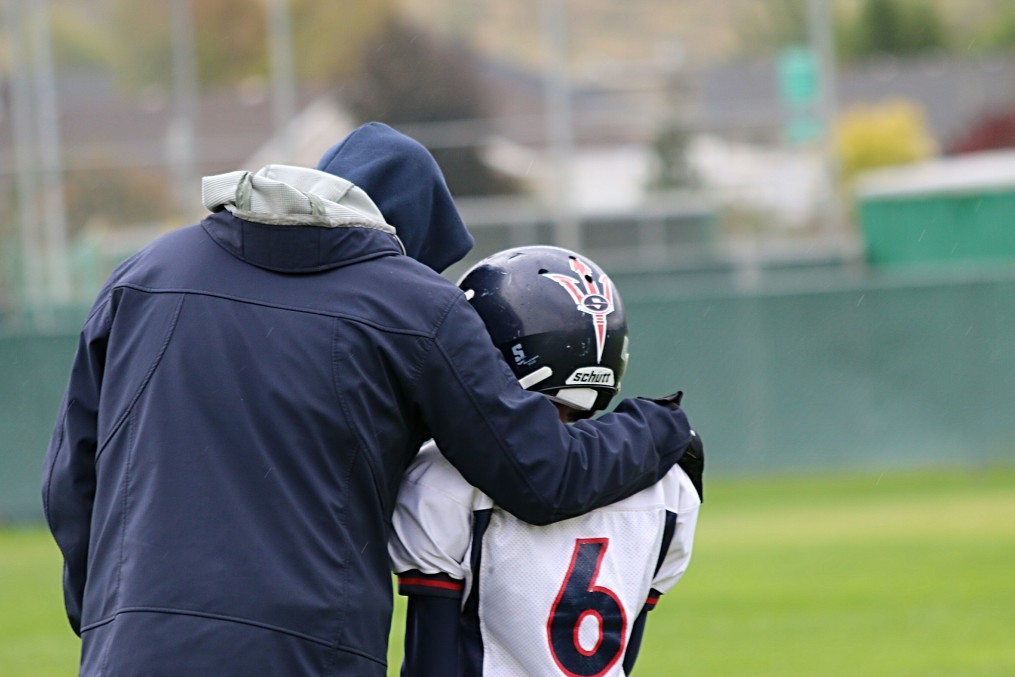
<box><xmin>389</xmin><ymin>245</ymin><xmax>704</xmax><ymax>676</ymax></box>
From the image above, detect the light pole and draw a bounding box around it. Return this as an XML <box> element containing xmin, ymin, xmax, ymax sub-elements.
<box><xmin>807</xmin><ymin>0</ymin><xmax>844</xmax><ymax>240</ymax></box>
<box><xmin>169</xmin><ymin>0</ymin><xmax>199</xmax><ymax>219</ymax></box>
<box><xmin>540</xmin><ymin>0</ymin><xmax>579</xmax><ymax>252</ymax></box>
<box><xmin>266</xmin><ymin>0</ymin><xmax>298</xmax><ymax>162</ymax></box>
<box><xmin>4</xmin><ymin>0</ymin><xmax>43</xmax><ymax>319</ymax></box>
<box><xmin>29</xmin><ymin>0</ymin><xmax>70</xmax><ymax>305</ymax></box>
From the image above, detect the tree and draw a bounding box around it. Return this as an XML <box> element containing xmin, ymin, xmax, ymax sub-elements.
<box><xmin>858</xmin><ymin>0</ymin><xmax>905</xmax><ymax>55</ymax></box>
<box><xmin>289</xmin><ymin>0</ymin><xmax>395</xmax><ymax>82</ymax></box>
<box><xmin>110</xmin><ymin>0</ymin><xmax>269</xmax><ymax>87</ymax></box>
<box><xmin>647</xmin><ymin>123</ymin><xmax>697</xmax><ymax>191</ymax></box>
<box><xmin>346</xmin><ymin>19</ymin><xmax>519</xmax><ymax>197</ymax></box>
<box><xmin>947</xmin><ymin>110</ymin><xmax>1015</xmax><ymax>155</ymax></box>
<box><xmin>976</xmin><ymin>2</ymin><xmax>1015</xmax><ymax>52</ymax></box>
<box><xmin>108</xmin><ymin>0</ymin><xmax>394</xmax><ymax>89</ymax></box>
<box><xmin>842</xmin><ymin>0</ymin><xmax>947</xmax><ymax>59</ymax></box>
<box><xmin>836</xmin><ymin>99</ymin><xmax>936</xmax><ymax>188</ymax></box>
<box><xmin>50</xmin><ymin>5</ymin><xmax>118</xmax><ymax>73</ymax></box>
<box><xmin>736</xmin><ymin>0</ymin><xmax>810</xmax><ymax>53</ymax></box>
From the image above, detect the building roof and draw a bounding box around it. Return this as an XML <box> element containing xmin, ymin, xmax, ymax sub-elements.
<box><xmin>856</xmin><ymin>148</ymin><xmax>1015</xmax><ymax>199</ymax></box>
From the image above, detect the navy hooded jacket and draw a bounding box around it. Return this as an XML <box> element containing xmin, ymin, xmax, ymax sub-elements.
<box><xmin>42</xmin><ymin>122</ymin><xmax>693</xmax><ymax>676</ymax></box>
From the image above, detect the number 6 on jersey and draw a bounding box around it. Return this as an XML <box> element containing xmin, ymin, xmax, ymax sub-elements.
<box><xmin>546</xmin><ymin>538</ymin><xmax>628</xmax><ymax>676</ymax></box>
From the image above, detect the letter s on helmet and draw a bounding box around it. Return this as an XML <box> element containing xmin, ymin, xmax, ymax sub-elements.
<box><xmin>457</xmin><ymin>245</ymin><xmax>629</xmax><ymax>416</ymax></box>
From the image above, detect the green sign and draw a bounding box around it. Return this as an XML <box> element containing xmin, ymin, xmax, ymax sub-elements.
<box><xmin>778</xmin><ymin>46</ymin><xmax>822</xmax><ymax>143</ymax></box>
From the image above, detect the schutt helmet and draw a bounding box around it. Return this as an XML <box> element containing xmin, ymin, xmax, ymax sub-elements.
<box><xmin>457</xmin><ymin>245</ymin><xmax>629</xmax><ymax>416</ymax></box>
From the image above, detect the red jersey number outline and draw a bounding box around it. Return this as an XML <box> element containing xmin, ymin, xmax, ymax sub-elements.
<box><xmin>546</xmin><ymin>537</ymin><xmax>628</xmax><ymax>677</ymax></box>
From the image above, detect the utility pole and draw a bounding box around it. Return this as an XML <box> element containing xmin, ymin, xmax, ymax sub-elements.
<box><xmin>807</xmin><ymin>0</ymin><xmax>844</xmax><ymax>240</ymax></box>
<box><xmin>169</xmin><ymin>0</ymin><xmax>198</xmax><ymax>218</ymax></box>
<box><xmin>29</xmin><ymin>0</ymin><xmax>71</xmax><ymax>304</ymax></box>
<box><xmin>4</xmin><ymin>0</ymin><xmax>44</xmax><ymax>319</ymax></box>
<box><xmin>266</xmin><ymin>0</ymin><xmax>298</xmax><ymax>161</ymax></box>
<box><xmin>540</xmin><ymin>0</ymin><xmax>579</xmax><ymax>252</ymax></box>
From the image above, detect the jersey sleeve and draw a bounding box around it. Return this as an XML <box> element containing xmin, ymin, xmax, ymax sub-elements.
<box><xmin>649</xmin><ymin>464</ymin><xmax>702</xmax><ymax>597</ymax></box>
<box><xmin>389</xmin><ymin>443</ymin><xmax>482</xmax><ymax>596</ymax></box>
<box><xmin>414</xmin><ymin>294</ymin><xmax>694</xmax><ymax>526</ymax></box>
<box><xmin>400</xmin><ymin>595</ymin><xmax>463</xmax><ymax>676</ymax></box>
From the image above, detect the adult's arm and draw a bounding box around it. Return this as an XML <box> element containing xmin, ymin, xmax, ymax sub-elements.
<box><xmin>40</xmin><ymin>294</ymin><xmax>113</xmax><ymax>635</ymax></box>
<box><xmin>416</xmin><ymin>295</ymin><xmax>693</xmax><ymax>526</ymax></box>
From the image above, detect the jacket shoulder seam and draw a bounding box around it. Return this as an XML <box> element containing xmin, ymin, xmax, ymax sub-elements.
<box><xmin>114</xmin><ymin>282</ymin><xmax>439</xmax><ymax>338</ymax></box>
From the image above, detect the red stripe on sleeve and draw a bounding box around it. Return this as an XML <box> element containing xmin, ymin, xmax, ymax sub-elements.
<box><xmin>398</xmin><ymin>577</ymin><xmax>464</xmax><ymax>592</ymax></box>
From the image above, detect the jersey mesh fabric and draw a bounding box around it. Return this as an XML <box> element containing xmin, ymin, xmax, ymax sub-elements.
<box><xmin>390</xmin><ymin>444</ymin><xmax>699</xmax><ymax>677</ymax></box>
<box><xmin>477</xmin><ymin>506</ymin><xmax>661</xmax><ymax>676</ymax></box>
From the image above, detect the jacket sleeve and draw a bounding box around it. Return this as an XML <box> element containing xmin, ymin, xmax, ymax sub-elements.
<box><xmin>415</xmin><ymin>295</ymin><xmax>693</xmax><ymax>526</ymax></box>
<box><xmin>40</xmin><ymin>293</ymin><xmax>113</xmax><ymax>635</ymax></box>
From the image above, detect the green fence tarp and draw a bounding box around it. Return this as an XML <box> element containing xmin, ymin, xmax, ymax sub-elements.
<box><xmin>3</xmin><ymin>267</ymin><xmax>1014</xmax><ymax>522</ymax></box>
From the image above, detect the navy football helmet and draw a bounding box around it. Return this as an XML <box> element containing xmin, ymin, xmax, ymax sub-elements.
<box><xmin>457</xmin><ymin>245</ymin><xmax>629</xmax><ymax>416</ymax></box>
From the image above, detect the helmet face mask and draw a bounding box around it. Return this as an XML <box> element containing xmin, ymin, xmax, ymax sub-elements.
<box><xmin>458</xmin><ymin>246</ymin><xmax>629</xmax><ymax>416</ymax></box>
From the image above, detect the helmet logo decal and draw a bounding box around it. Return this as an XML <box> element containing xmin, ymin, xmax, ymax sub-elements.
<box><xmin>541</xmin><ymin>256</ymin><xmax>615</xmax><ymax>363</ymax></box>
<box><xmin>512</xmin><ymin>343</ymin><xmax>539</xmax><ymax>367</ymax></box>
<box><xmin>566</xmin><ymin>366</ymin><xmax>615</xmax><ymax>387</ymax></box>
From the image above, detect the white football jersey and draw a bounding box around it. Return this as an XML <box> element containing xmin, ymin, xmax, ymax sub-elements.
<box><xmin>389</xmin><ymin>441</ymin><xmax>700</xmax><ymax>677</ymax></box>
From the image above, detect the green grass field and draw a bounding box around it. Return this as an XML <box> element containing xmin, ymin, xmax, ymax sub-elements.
<box><xmin>3</xmin><ymin>467</ymin><xmax>1014</xmax><ymax>676</ymax></box>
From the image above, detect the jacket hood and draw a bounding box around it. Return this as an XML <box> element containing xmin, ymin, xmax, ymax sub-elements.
<box><xmin>202</xmin><ymin>164</ymin><xmax>392</xmax><ymax>231</ymax></box>
<box><xmin>316</xmin><ymin>122</ymin><xmax>474</xmax><ymax>273</ymax></box>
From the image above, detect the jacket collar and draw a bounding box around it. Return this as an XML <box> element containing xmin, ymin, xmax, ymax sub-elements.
<box><xmin>199</xmin><ymin>164</ymin><xmax>404</xmax><ymax>273</ymax></box>
<box><xmin>201</xmin><ymin>210</ymin><xmax>403</xmax><ymax>273</ymax></box>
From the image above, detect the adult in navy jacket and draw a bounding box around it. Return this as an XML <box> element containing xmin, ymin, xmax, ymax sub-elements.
<box><xmin>42</xmin><ymin>122</ymin><xmax>695</xmax><ymax>676</ymax></box>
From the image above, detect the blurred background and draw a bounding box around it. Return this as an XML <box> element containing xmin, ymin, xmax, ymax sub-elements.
<box><xmin>3</xmin><ymin>2</ymin><xmax>1015</xmax><ymax>675</ymax></box>
<box><xmin>1</xmin><ymin>0</ymin><xmax>1014</xmax><ymax>520</ymax></box>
